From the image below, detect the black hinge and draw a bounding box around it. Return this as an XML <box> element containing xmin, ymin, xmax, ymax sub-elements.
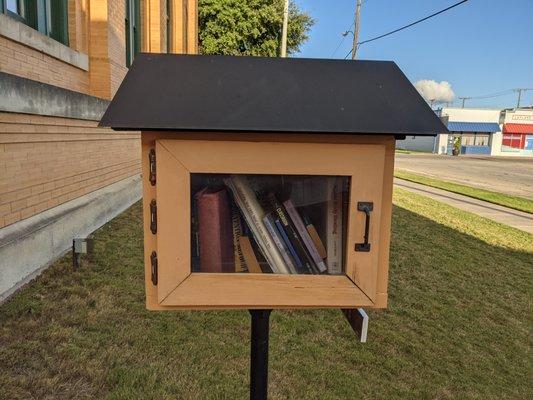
<box><xmin>148</xmin><ymin>149</ymin><xmax>156</xmax><ymax>186</ymax></box>
<box><xmin>150</xmin><ymin>251</ymin><xmax>158</xmax><ymax>285</ymax></box>
<box><xmin>150</xmin><ymin>199</ymin><xmax>157</xmax><ymax>234</ymax></box>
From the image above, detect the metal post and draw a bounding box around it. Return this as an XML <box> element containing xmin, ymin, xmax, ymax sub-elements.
<box><xmin>280</xmin><ymin>0</ymin><xmax>289</xmax><ymax>57</ymax></box>
<box><xmin>351</xmin><ymin>0</ymin><xmax>362</xmax><ymax>60</ymax></box>
<box><xmin>249</xmin><ymin>310</ymin><xmax>272</xmax><ymax>400</ymax></box>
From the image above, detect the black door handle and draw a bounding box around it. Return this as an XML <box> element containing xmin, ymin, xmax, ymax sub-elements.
<box><xmin>355</xmin><ymin>202</ymin><xmax>373</xmax><ymax>252</ymax></box>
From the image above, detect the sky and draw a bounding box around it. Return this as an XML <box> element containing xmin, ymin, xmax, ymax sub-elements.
<box><xmin>292</xmin><ymin>0</ymin><xmax>533</xmax><ymax>109</ymax></box>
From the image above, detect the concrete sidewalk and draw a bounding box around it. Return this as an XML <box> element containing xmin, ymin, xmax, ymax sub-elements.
<box><xmin>394</xmin><ymin>178</ymin><xmax>533</xmax><ymax>234</ymax></box>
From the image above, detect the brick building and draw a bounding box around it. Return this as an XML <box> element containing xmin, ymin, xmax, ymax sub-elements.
<box><xmin>0</xmin><ymin>0</ymin><xmax>198</xmax><ymax>300</ymax></box>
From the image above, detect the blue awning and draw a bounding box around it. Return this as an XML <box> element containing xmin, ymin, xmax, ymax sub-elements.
<box><xmin>447</xmin><ymin>121</ymin><xmax>500</xmax><ymax>133</ymax></box>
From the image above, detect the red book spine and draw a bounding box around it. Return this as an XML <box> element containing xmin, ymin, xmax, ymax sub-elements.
<box><xmin>196</xmin><ymin>188</ymin><xmax>235</xmax><ymax>273</ymax></box>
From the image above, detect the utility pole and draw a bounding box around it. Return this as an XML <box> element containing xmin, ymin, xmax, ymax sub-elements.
<box><xmin>459</xmin><ymin>97</ymin><xmax>470</xmax><ymax>108</ymax></box>
<box><xmin>513</xmin><ymin>88</ymin><xmax>531</xmax><ymax>108</ymax></box>
<box><xmin>351</xmin><ymin>0</ymin><xmax>362</xmax><ymax>59</ymax></box>
<box><xmin>280</xmin><ymin>0</ymin><xmax>289</xmax><ymax>57</ymax></box>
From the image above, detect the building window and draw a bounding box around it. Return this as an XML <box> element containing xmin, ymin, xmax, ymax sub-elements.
<box><xmin>48</xmin><ymin>0</ymin><xmax>69</xmax><ymax>45</ymax></box>
<box><xmin>4</xmin><ymin>0</ymin><xmax>27</xmax><ymax>23</ymax></box>
<box><xmin>473</xmin><ymin>133</ymin><xmax>490</xmax><ymax>146</ymax></box>
<box><xmin>1</xmin><ymin>0</ymin><xmax>69</xmax><ymax>46</ymax></box>
<box><xmin>125</xmin><ymin>0</ymin><xmax>141</xmax><ymax>67</ymax></box>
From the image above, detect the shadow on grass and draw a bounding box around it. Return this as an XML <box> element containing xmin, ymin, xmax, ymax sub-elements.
<box><xmin>0</xmin><ymin>199</ymin><xmax>531</xmax><ymax>399</ymax></box>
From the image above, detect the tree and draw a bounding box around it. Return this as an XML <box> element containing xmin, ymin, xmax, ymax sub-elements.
<box><xmin>198</xmin><ymin>0</ymin><xmax>314</xmax><ymax>57</ymax></box>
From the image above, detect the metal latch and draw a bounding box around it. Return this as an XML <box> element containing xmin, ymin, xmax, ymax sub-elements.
<box><xmin>355</xmin><ymin>202</ymin><xmax>373</xmax><ymax>252</ymax></box>
<box><xmin>150</xmin><ymin>199</ymin><xmax>157</xmax><ymax>234</ymax></box>
<box><xmin>150</xmin><ymin>251</ymin><xmax>158</xmax><ymax>285</ymax></box>
<box><xmin>149</xmin><ymin>149</ymin><xmax>156</xmax><ymax>186</ymax></box>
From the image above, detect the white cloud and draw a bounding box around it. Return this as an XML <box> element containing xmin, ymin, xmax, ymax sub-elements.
<box><xmin>414</xmin><ymin>79</ymin><xmax>455</xmax><ymax>104</ymax></box>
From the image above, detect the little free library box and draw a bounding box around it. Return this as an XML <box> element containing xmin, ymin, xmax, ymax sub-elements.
<box><xmin>101</xmin><ymin>54</ymin><xmax>445</xmax><ymax>311</ymax></box>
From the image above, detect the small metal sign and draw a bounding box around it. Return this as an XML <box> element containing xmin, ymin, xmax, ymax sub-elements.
<box><xmin>72</xmin><ymin>238</ymin><xmax>94</xmax><ymax>268</ymax></box>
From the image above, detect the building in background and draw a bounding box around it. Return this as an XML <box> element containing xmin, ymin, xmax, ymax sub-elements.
<box><xmin>437</xmin><ymin>108</ymin><xmax>502</xmax><ymax>156</ymax></box>
<box><xmin>398</xmin><ymin>107</ymin><xmax>533</xmax><ymax>157</ymax></box>
<box><xmin>499</xmin><ymin>108</ymin><xmax>533</xmax><ymax>156</ymax></box>
<box><xmin>0</xmin><ymin>0</ymin><xmax>198</xmax><ymax>301</ymax></box>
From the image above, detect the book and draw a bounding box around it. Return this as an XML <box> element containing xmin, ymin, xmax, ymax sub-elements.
<box><xmin>325</xmin><ymin>177</ymin><xmax>343</xmax><ymax>274</ymax></box>
<box><xmin>224</xmin><ymin>175</ymin><xmax>290</xmax><ymax>274</ymax></box>
<box><xmin>283</xmin><ymin>198</ymin><xmax>327</xmax><ymax>273</ymax></box>
<box><xmin>301</xmin><ymin>210</ymin><xmax>327</xmax><ymax>260</ymax></box>
<box><xmin>263</xmin><ymin>213</ymin><xmax>297</xmax><ymax>274</ymax></box>
<box><xmin>239</xmin><ymin>236</ymin><xmax>263</xmax><ymax>273</ymax></box>
<box><xmin>195</xmin><ymin>186</ymin><xmax>235</xmax><ymax>273</ymax></box>
<box><xmin>274</xmin><ymin>216</ymin><xmax>303</xmax><ymax>271</ymax></box>
<box><xmin>191</xmin><ymin>187</ymin><xmax>201</xmax><ymax>272</ymax></box>
<box><xmin>231</xmin><ymin>205</ymin><xmax>247</xmax><ymax>272</ymax></box>
<box><xmin>267</xmin><ymin>192</ymin><xmax>314</xmax><ymax>274</ymax></box>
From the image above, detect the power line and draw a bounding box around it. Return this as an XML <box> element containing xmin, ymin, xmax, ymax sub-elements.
<box><xmin>456</xmin><ymin>88</ymin><xmax>533</xmax><ymax>108</ymax></box>
<box><xmin>343</xmin><ymin>0</ymin><xmax>469</xmax><ymax>59</ymax></box>
<box><xmin>330</xmin><ymin>21</ymin><xmax>353</xmax><ymax>58</ymax></box>
<box><xmin>332</xmin><ymin>0</ymin><xmax>370</xmax><ymax>58</ymax></box>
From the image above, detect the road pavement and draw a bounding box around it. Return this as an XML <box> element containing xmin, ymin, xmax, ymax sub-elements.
<box><xmin>395</xmin><ymin>153</ymin><xmax>533</xmax><ymax>199</ymax></box>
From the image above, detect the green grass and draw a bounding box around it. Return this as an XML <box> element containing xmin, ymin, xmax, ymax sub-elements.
<box><xmin>395</xmin><ymin>170</ymin><xmax>533</xmax><ymax>214</ymax></box>
<box><xmin>1</xmin><ymin>194</ymin><xmax>531</xmax><ymax>399</ymax></box>
<box><xmin>395</xmin><ymin>149</ymin><xmax>428</xmax><ymax>154</ymax></box>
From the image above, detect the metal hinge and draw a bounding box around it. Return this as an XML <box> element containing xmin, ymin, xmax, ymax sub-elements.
<box><xmin>150</xmin><ymin>251</ymin><xmax>158</xmax><ymax>285</ymax></box>
<box><xmin>150</xmin><ymin>199</ymin><xmax>157</xmax><ymax>234</ymax></box>
<box><xmin>148</xmin><ymin>149</ymin><xmax>156</xmax><ymax>186</ymax></box>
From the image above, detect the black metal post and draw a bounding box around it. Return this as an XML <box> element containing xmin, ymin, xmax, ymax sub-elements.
<box><xmin>249</xmin><ymin>309</ymin><xmax>272</xmax><ymax>400</ymax></box>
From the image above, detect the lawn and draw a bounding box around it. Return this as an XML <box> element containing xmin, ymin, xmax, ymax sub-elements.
<box><xmin>395</xmin><ymin>170</ymin><xmax>533</xmax><ymax>214</ymax></box>
<box><xmin>1</xmin><ymin>190</ymin><xmax>531</xmax><ymax>399</ymax></box>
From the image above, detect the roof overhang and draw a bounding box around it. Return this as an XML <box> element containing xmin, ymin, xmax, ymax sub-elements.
<box><xmin>503</xmin><ymin>123</ymin><xmax>533</xmax><ymax>134</ymax></box>
<box><xmin>100</xmin><ymin>54</ymin><xmax>447</xmax><ymax>137</ymax></box>
<box><xmin>447</xmin><ymin>121</ymin><xmax>500</xmax><ymax>133</ymax></box>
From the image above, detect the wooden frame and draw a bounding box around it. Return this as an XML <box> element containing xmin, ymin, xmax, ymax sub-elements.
<box><xmin>142</xmin><ymin>132</ymin><xmax>395</xmax><ymax>310</ymax></box>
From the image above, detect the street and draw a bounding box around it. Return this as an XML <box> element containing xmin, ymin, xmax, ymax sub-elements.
<box><xmin>395</xmin><ymin>153</ymin><xmax>533</xmax><ymax>199</ymax></box>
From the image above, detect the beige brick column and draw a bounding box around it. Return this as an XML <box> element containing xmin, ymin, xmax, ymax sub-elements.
<box><xmin>88</xmin><ymin>0</ymin><xmax>128</xmax><ymax>99</ymax></box>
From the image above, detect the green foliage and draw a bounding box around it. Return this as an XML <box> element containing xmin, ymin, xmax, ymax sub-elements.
<box><xmin>198</xmin><ymin>0</ymin><xmax>314</xmax><ymax>56</ymax></box>
<box><xmin>453</xmin><ymin>137</ymin><xmax>461</xmax><ymax>151</ymax></box>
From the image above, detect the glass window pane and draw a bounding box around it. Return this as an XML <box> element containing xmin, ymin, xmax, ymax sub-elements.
<box><xmin>191</xmin><ymin>174</ymin><xmax>349</xmax><ymax>275</ymax></box>
<box><xmin>6</xmin><ymin>0</ymin><xmax>20</xmax><ymax>13</ymax></box>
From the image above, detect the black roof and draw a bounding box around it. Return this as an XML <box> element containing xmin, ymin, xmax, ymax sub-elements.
<box><xmin>100</xmin><ymin>54</ymin><xmax>446</xmax><ymax>136</ymax></box>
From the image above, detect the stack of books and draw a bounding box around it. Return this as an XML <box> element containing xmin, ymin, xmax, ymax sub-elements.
<box><xmin>191</xmin><ymin>174</ymin><xmax>346</xmax><ymax>275</ymax></box>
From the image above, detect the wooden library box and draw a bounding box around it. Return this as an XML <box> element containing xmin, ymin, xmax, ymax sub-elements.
<box><xmin>101</xmin><ymin>54</ymin><xmax>445</xmax><ymax>310</ymax></box>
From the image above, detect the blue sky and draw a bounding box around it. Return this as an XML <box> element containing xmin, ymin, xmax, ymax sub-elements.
<box><xmin>293</xmin><ymin>0</ymin><xmax>533</xmax><ymax>109</ymax></box>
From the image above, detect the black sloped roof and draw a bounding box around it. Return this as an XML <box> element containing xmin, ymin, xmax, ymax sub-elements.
<box><xmin>100</xmin><ymin>54</ymin><xmax>446</xmax><ymax>136</ymax></box>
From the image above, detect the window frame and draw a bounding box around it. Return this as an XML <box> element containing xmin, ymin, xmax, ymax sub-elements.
<box><xmin>125</xmin><ymin>0</ymin><xmax>141</xmax><ymax>67</ymax></box>
<box><xmin>1</xmin><ymin>0</ymin><xmax>68</xmax><ymax>46</ymax></box>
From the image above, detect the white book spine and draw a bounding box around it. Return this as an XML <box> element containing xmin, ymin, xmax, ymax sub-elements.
<box><xmin>283</xmin><ymin>199</ymin><xmax>327</xmax><ymax>273</ymax></box>
<box><xmin>326</xmin><ymin>177</ymin><xmax>343</xmax><ymax>274</ymax></box>
<box><xmin>225</xmin><ymin>175</ymin><xmax>289</xmax><ymax>274</ymax></box>
<box><xmin>263</xmin><ymin>215</ymin><xmax>297</xmax><ymax>274</ymax></box>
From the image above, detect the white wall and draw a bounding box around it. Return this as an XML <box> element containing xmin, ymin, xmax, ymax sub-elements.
<box><xmin>436</xmin><ymin>133</ymin><xmax>449</xmax><ymax>154</ymax></box>
<box><xmin>491</xmin><ymin>132</ymin><xmax>503</xmax><ymax>156</ymax></box>
<box><xmin>503</xmin><ymin>109</ymin><xmax>533</xmax><ymax>124</ymax></box>
<box><xmin>440</xmin><ymin>107</ymin><xmax>501</xmax><ymax>123</ymax></box>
